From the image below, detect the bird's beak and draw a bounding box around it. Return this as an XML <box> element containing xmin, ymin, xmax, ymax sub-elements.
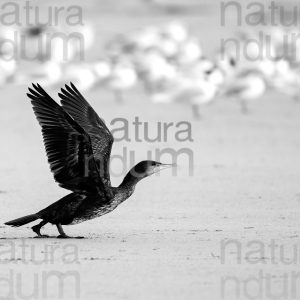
<box><xmin>155</xmin><ymin>163</ymin><xmax>176</xmax><ymax>173</ymax></box>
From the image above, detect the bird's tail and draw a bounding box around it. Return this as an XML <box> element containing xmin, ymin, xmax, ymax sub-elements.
<box><xmin>5</xmin><ymin>214</ymin><xmax>39</xmax><ymax>227</ymax></box>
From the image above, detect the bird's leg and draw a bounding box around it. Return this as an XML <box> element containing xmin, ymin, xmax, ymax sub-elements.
<box><xmin>192</xmin><ymin>104</ymin><xmax>201</xmax><ymax>120</ymax></box>
<box><xmin>56</xmin><ymin>224</ymin><xmax>70</xmax><ymax>238</ymax></box>
<box><xmin>32</xmin><ymin>220</ymin><xmax>49</xmax><ymax>238</ymax></box>
<box><xmin>114</xmin><ymin>90</ymin><xmax>123</xmax><ymax>104</ymax></box>
<box><xmin>239</xmin><ymin>98</ymin><xmax>249</xmax><ymax>114</ymax></box>
<box><xmin>56</xmin><ymin>224</ymin><xmax>84</xmax><ymax>239</ymax></box>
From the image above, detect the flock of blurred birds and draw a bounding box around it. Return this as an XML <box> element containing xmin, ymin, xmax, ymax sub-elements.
<box><xmin>0</xmin><ymin>21</ymin><xmax>300</xmax><ymax>119</ymax></box>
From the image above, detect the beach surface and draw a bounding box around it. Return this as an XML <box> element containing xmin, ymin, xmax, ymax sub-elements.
<box><xmin>0</xmin><ymin>1</ymin><xmax>300</xmax><ymax>299</ymax></box>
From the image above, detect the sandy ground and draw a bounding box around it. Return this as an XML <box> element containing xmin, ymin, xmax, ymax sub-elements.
<box><xmin>0</xmin><ymin>1</ymin><xmax>300</xmax><ymax>300</ymax></box>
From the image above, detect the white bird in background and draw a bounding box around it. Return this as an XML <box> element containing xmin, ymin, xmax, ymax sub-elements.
<box><xmin>152</xmin><ymin>58</ymin><xmax>224</xmax><ymax>119</ymax></box>
<box><xmin>13</xmin><ymin>22</ymin><xmax>94</xmax><ymax>65</ymax></box>
<box><xmin>48</xmin><ymin>60</ymin><xmax>112</xmax><ymax>92</ymax></box>
<box><xmin>216</xmin><ymin>51</ymin><xmax>237</xmax><ymax>80</ymax></box>
<box><xmin>217</xmin><ymin>43</ymin><xmax>270</xmax><ymax>114</ymax></box>
<box><xmin>235</xmin><ymin>29</ymin><xmax>277</xmax><ymax>62</ymax></box>
<box><xmin>12</xmin><ymin>25</ymin><xmax>63</xmax><ymax>85</ymax></box>
<box><xmin>0</xmin><ymin>19</ymin><xmax>299</xmax><ymax>118</ymax></box>
<box><xmin>156</xmin><ymin>34</ymin><xmax>179</xmax><ymax>59</ymax></box>
<box><xmin>0</xmin><ymin>52</ymin><xmax>16</xmax><ymax>86</ymax></box>
<box><xmin>53</xmin><ymin>64</ymin><xmax>97</xmax><ymax>92</ymax></box>
<box><xmin>0</xmin><ymin>60</ymin><xmax>16</xmax><ymax>86</ymax></box>
<box><xmin>104</xmin><ymin>59</ymin><xmax>137</xmax><ymax>103</ymax></box>
<box><xmin>14</xmin><ymin>60</ymin><xmax>62</xmax><ymax>87</ymax></box>
<box><xmin>11</xmin><ymin>23</ymin><xmax>96</xmax><ymax>87</ymax></box>
<box><xmin>127</xmin><ymin>26</ymin><xmax>161</xmax><ymax>52</ymax></box>
<box><xmin>269</xmin><ymin>27</ymin><xmax>300</xmax><ymax>65</ymax></box>
<box><xmin>137</xmin><ymin>49</ymin><xmax>178</xmax><ymax>94</ymax></box>
<box><xmin>267</xmin><ymin>27</ymin><xmax>288</xmax><ymax>60</ymax></box>
<box><xmin>269</xmin><ymin>59</ymin><xmax>300</xmax><ymax>101</ymax></box>
<box><xmin>50</xmin><ymin>22</ymin><xmax>95</xmax><ymax>64</ymax></box>
<box><xmin>0</xmin><ymin>27</ymin><xmax>17</xmax><ymax>85</ymax></box>
<box><xmin>162</xmin><ymin>21</ymin><xmax>188</xmax><ymax>44</ymax></box>
<box><xmin>219</xmin><ymin>29</ymin><xmax>277</xmax><ymax>80</ymax></box>
<box><xmin>222</xmin><ymin>70</ymin><xmax>267</xmax><ymax>114</ymax></box>
<box><xmin>93</xmin><ymin>60</ymin><xmax>112</xmax><ymax>82</ymax></box>
<box><xmin>177</xmin><ymin>37</ymin><xmax>203</xmax><ymax>66</ymax></box>
<box><xmin>19</xmin><ymin>25</ymin><xmax>56</xmax><ymax>62</ymax></box>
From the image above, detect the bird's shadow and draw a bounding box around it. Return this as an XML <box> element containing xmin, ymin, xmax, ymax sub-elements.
<box><xmin>0</xmin><ymin>236</ymin><xmax>85</xmax><ymax>240</ymax></box>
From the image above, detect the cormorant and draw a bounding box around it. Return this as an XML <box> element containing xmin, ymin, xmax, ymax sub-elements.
<box><xmin>5</xmin><ymin>83</ymin><xmax>174</xmax><ymax>238</ymax></box>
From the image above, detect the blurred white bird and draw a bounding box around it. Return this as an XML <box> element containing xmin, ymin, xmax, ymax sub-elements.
<box><xmin>156</xmin><ymin>35</ymin><xmax>179</xmax><ymax>59</ymax></box>
<box><xmin>50</xmin><ymin>22</ymin><xmax>95</xmax><ymax>63</ymax></box>
<box><xmin>14</xmin><ymin>60</ymin><xmax>62</xmax><ymax>87</ymax></box>
<box><xmin>93</xmin><ymin>60</ymin><xmax>112</xmax><ymax>82</ymax></box>
<box><xmin>177</xmin><ymin>37</ymin><xmax>203</xmax><ymax>66</ymax></box>
<box><xmin>152</xmin><ymin>59</ymin><xmax>224</xmax><ymax>119</ymax></box>
<box><xmin>0</xmin><ymin>59</ymin><xmax>16</xmax><ymax>86</ymax></box>
<box><xmin>56</xmin><ymin>63</ymin><xmax>98</xmax><ymax>91</ymax></box>
<box><xmin>127</xmin><ymin>26</ymin><xmax>161</xmax><ymax>52</ymax></box>
<box><xmin>104</xmin><ymin>59</ymin><xmax>137</xmax><ymax>103</ymax></box>
<box><xmin>137</xmin><ymin>49</ymin><xmax>178</xmax><ymax>94</ymax></box>
<box><xmin>216</xmin><ymin>51</ymin><xmax>237</xmax><ymax>79</ymax></box>
<box><xmin>222</xmin><ymin>70</ymin><xmax>267</xmax><ymax>114</ymax></box>
<box><xmin>0</xmin><ymin>27</ymin><xmax>17</xmax><ymax>85</ymax></box>
<box><xmin>47</xmin><ymin>59</ymin><xmax>112</xmax><ymax>92</ymax></box>
<box><xmin>2</xmin><ymin>25</ymin><xmax>63</xmax><ymax>86</ymax></box>
<box><xmin>0</xmin><ymin>48</ymin><xmax>16</xmax><ymax>85</ymax></box>
<box><xmin>269</xmin><ymin>59</ymin><xmax>300</xmax><ymax>101</ymax></box>
<box><xmin>18</xmin><ymin>25</ymin><xmax>56</xmax><ymax>62</ymax></box>
<box><xmin>162</xmin><ymin>21</ymin><xmax>188</xmax><ymax>44</ymax></box>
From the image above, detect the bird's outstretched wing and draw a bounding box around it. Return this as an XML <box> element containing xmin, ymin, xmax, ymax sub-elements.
<box><xmin>58</xmin><ymin>82</ymin><xmax>114</xmax><ymax>186</ymax></box>
<box><xmin>27</xmin><ymin>83</ymin><xmax>107</xmax><ymax>195</ymax></box>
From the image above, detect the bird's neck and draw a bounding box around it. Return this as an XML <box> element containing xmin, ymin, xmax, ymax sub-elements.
<box><xmin>118</xmin><ymin>170</ymin><xmax>142</xmax><ymax>190</ymax></box>
<box><xmin>112</xmin><ymin>172</ymin><xmax>140</xmax><ymax>203</ymax></box>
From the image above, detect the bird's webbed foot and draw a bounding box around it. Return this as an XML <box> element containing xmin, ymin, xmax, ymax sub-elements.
<box><xmin>57</xmin><ymin>234</ymin><xmax>70</xmax><ymax>239</ymax></box>
<box><xmin>32</xmin><ymin>221</ymin><xmax>49</xmax><ymax>238</ymax></box>
<box><xmin>34</xmin><ymin>235</ymin><xmax>50</xmax><ymax>238</ymax></box>
<box><xmin>57</xmin><ymin>235</ymin><xmax>84</xmax><ymax>239</ymax></box>
<box><xmin>56</xmin><ymin>224</ymin><xmax>84</xmax><ymax>239</ymax></box>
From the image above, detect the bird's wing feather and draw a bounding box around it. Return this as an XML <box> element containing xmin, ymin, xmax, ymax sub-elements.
<box><xmin>27</xmin><ymin>83</ymin><xmax>106</xmax><ymax>195</ymax></box>
<box><xmin>58</xmin><ymin>82</ymin><xmax>114</xmax><ymax>186</ymax></box>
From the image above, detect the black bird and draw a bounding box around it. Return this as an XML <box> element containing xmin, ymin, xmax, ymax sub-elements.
<box><xmin>5</xmin><ymin>83</ymin><xmax>174</xmax><ymax>238</ymax></box>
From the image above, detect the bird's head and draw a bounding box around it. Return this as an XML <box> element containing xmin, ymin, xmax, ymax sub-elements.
<box><xmin>120</xmin><ymin>160</ymin><xmax>176</xmax><ymax>188</ymax></box>
<box><xmin>132</xmin><ymin>160</ymin><xmax>175</xmax><ymax>178</ymax></box>
<box><xmin>26</xmin><ymin>25</ymin><xmax>46</xmax><ymax>37</ymax></box>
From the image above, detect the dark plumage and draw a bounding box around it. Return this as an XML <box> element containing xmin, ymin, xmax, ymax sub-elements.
<box><xmin>5</xmin><ymin>83</ymin><xmax>174</xmax><ymax>238</ymax></box>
